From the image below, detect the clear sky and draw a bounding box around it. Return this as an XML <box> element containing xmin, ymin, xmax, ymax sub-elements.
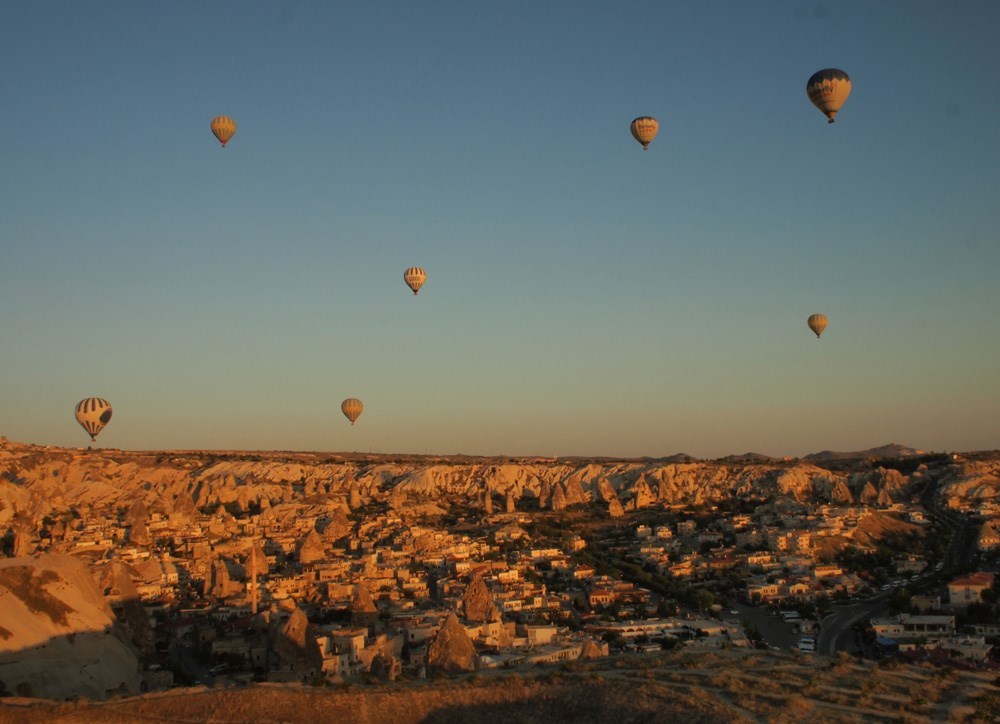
<box><xmin>2</xmin><ymin>1</ymin><xmax>998</xmax><ymax>458</ymax></box>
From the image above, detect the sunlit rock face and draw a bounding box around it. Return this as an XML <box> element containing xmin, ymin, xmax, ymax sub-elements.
<box><xmin>0</xmin><ymin>554</ymin><xmax>140</xmax><ymax>700</ymax></box>
<box><xmin>426</xmin><ymin>613</ymin><xmax>477</xmax><ymax>673</ymax></box>
<box><xmin>297</xmin><ymin>528</ymin><xmax>325</xmax><ymax>565</ymax></box>
<box><xmin>0</xmin><ymin>440</ymin><xmax>957</xmax><ymax>522</ymax></box>
<box><xmin>350</xmin><ymin>584</ymin><xmax>378</xmax><ymax>628</ymax></box>
<box><xmin>461</xmin><ymin>574</ymin><xmax>500</xmax><ymax>624</ymax></box>
<box><xmin>938</xmin><ymin>460</ymin><xmax>1000</xmax><ymax>503</ymax></box>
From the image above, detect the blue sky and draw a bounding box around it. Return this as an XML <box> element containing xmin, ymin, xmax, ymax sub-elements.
<box><xmin>1</xmin><ymin>1</ymin><xmax>998</xmax><ymax>457</ymax></box>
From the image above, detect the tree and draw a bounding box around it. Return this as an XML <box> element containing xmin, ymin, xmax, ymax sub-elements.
<box><xmin>693</xmin><ymin>590</ymin><xmax>714</xmax><ymax>614</ymax></box>
<box><xmin>742</xmin><ymin>619</ymin><xmax>763</xmax><ymax>645</ymax></box>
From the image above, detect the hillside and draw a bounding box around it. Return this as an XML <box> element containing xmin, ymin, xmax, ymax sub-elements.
<box><xmin>804</xmin><ymin>443</ymin><xmax>924</xmax><ymax>462</ymax></box>
<box><xmin>1</xmin><ymin>648</ymin><xmax>997</xmax><ymax>723</ymax></box>
<box><xmin>0</xmin><ymin>555</ymin><xmax>139</xmax><ymax>700</ymax></box>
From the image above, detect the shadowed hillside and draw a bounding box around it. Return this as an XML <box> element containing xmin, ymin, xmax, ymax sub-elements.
<box><xmin>2</xmin><ymin>649</ymin><xmax>998</xmax><ymax>723</ymax></box>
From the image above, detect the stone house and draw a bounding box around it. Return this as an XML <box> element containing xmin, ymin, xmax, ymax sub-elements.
<box><xmin>947</xmin><ymin>572</ymin><xmax>994</xmax><ymax>610</ymax></box>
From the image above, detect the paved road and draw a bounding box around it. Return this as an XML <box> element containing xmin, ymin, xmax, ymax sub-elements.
<box><xmin>721</xmin><ymin>602</ymin><xmax>800</xmax><ymax>652</ymax></box>
<box><xmin>818</xmin><ymin>598</ymin><xmax>890</xmax><ymax>656</ymax></box>
<box><xmin>815</xmin><ymin>472</ymin><xmax>975</xmax><ymax>657</ymax></box>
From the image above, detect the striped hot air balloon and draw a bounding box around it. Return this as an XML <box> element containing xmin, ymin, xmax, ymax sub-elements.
<box><xmin>341</xmin><ymin>398</ymin><xmax>363</xmax><ymax>425</ymax></box>
<box><xmin>211</xmin><ymin>115</ymin><xmax>237</xmax><ymax>146</ymax></box>
<box><xmin>806</xmin><ymin>69</ymin><xmax>851</xmax><ymax>123</ymax></box>
<box><xmin>404</xmin><ymin>267</ymin><xmax>426</xmax><ymax>295</ymax></box>
<box><xmin>75</xmin><ymin>398</ymin><xmax>113</xmax><ymax>441</ymax></box>
<box><xmin>630</xmin><ymin>116</ymin><xmax>659</xmax><ymax>150</ymax></box>
<box><xmin>807</xmin><ymin>313</ymin><xmax>829</xmax><ymax>339</ymax></box>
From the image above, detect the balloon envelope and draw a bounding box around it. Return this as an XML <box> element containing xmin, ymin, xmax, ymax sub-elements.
<box><xmin>806</xmin><ymin>69</ymin><xmax>851</xmax><ymax>123</ymax></box>
<box><xmin>341</xmin><ymin>398</ymin><xmax>363</xmax><ymax>425</ymax></box>
<box><xmin>404</xmin><ymin>267</ymin><xmax>426</xmax><ymax>295</ymax></box>
<box><xmin>75</xmin><ymin>398</ymin><xmax>112</xmax><ymax>441</ymax></box>
<box><xmin>807</xmin><ymin>313</ymin><xmax>829</xmax><ymax>338</ymax></box>
<box><xmin>211</xmin><ymin>115</ymin><xmax>237</xmax><ymax>146</ymax></box>
<box><xmin>630</xmin><ymin>116</ymin><xmax>659</xmax><ymax>150</ymax></box>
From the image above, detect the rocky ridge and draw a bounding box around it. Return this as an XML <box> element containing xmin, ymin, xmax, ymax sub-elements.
<box><xmin>2</xmin><ymin>441</ymin><xmax>987</xmax><ymax>534</ymax></box>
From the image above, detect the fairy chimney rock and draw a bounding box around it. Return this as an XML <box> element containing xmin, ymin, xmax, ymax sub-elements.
<box><xmin>461</xmin><ymin>574</ymin><xmax>500</xmax><ymax>623</ymax></box>
<box><xmin>426</xmin><ymin>613</ymin><xmax>478</xmax><ymax>673</ymax></box>
<box><xmin>350</xmin><ymin>584</ymin><xmax>379</xmax><ymax>628</ymax></box>
<box><xmin>273</xmin><ymin>608</ymin><xmax>322</xmax><ymax>670</ymax></box>
<box><xmin>297</xmin><ymin>529</ymin><xmax>325</xmax><ymax>565</ymax></box>
<box><xmin>551</xmin><ymin>484</ymin><xmax>567</xmax><ymax>511</ymax></box>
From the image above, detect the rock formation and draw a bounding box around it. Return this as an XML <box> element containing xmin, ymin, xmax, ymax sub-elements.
<box><xmin>656</xmin><ymin>476</ymin><xmax>672</xmax><ymax>503</ymax></box>
<box><xmin>350</xmin><ymin>584</ymin><xmax>379</xmax><ymax>628</ymax></box>
<box><xmin>50</xmin><ymin>519</ymin><xmax>66</xmax><ymax>542</ymax></box>
<box><xmin>460</xmin><ymin>574</ymin><xmax>500</xmax><ymax>623</ymax></box>
<box><xmin>0</xmin><ymin>554</ymin><xmax>140</xmax><ymax>699</ymax></box>
<box><xmin>12</xmin><ymin>526</ymin><xmax>35</xmax><ymax>557</ymax></box>
<box><xmin>246</xmin><ymin>541</ymin><xmax>269</xmax><ymax>577</ymax></box>
<box><xmin>210</xmin><ymin>558</ymin><xmax>239</xmax><ymax>599</ymax></box>
<box><xmin>631</xmin><ymin>476</ymin><xmax>654</xmax><ymax>509</ymax></box>
<box><xmin>128</xmin><ymin>519</ymin><xmax>151</xmax><ymax>546</ymax></box>
<box><xmin>389</xmin><ymin>486</ymin><xmax>406</xmax><ymax>510</ymax></box>
<box><xmin>322</xmin><ymin>509</ymin><xmax>351</xmax><ymax>543</ymax></box>
<box><xmin>0</xmin><ymin>439</ymin><xmax>941</xmax><ymax>518</ymax></box>
<box><xmin>272</xmin><ymin>607</ymin><xmax>321</xmax><ymax>672</ymax></box>
<box><xmin>579</xmin><ymin>638</ymin><xmax>604</xmax><ymax>659</ymax></box>
<box><xmin>876</xmin><ymin>487</ymin><xmax>893</xmax><ymax>508</ymax></box>
<box><xmin>98</xmin><ymin>560</ymin><xmax>153</xmax><ymax>654</ymax></box>
<box><xmin>369</xmin><ymin>652</ymin><xmax>402</xmax><ymax>681</ymax></box>
<box><xmin>830</xmin><ymin>479</ymin><xmax>854</xmax><ymax>505</ymax></box>
<box><xmin>551</xmin><ymin>484</ymin><xmax>567</xmax><ymax>511</ymax></box>
<box><xmin>123</xmin><ymin>500</ymin><xmax>148</xmax><ymax>529</ymax></box>
<box><xmin>538</xmin><ymin>479</ymin><xmax>551</xmax><ymax>509</ymax></box>
<box><xmin>426</xmin><ymin>613</ymin><xmax>477</xmax><ymax>673</ymax></box>
<box><xmin>564</xmin><ymin>477</ymin><xmax>587</xmax><ymax>505</ymax></box>
<box><xmin>297</xmin><ymin>529</ymin><xmax>325</xmax><ymax>565</ymax></box>
<box><xmin>170</xmin><ymin>492</ymin><xmax>200</xmax><ymax>523</ymax></box>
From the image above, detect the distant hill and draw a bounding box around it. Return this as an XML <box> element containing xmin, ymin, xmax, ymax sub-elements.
<box><xmin>638</xmin><ymin>453</ymin><xmax>700</xmax><ymax>463</ymax></box>
<box><xmin>805</xmin><ymin>443</ymin><xmax>924</xmax><ymax>461</ymax></box>
<box><xmin>717</xmin><ymin>452</ymin><xmax>776</xmax><ymax>463</ymax></box>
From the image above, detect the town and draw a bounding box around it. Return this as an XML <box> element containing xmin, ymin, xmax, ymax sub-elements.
<box><xmin>1</xmin><ymin>439</ymin><xmax>999</xmax><ymax>695</ymax></box>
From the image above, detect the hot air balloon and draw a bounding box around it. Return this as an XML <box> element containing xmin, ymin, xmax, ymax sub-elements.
<box><xmin>75</xmin><ymin>398</ymin><xmax>113</xmax><ymax>441</ymax></box>
<box><xmin>404</xmin><ymin>267</ymin><xmax>426</xmax><ymax>295</ymax></box>
<box><xmin>806</xmin><ymin>69</ymin><xmax>851</xmax><ymax>123</ymax></box>
<box><xmin>211</xmin><ymin>115</ymin><xmax>237</xmax><ymax>146</ymax></box>
<box><xmin>630</xmin><ymin>116</ymin><xmax>659</xmax><ymax>150</ymax></box>
<box><xmin>341</xmin><ymin>398</ymin><xmax>363</xmax><ymax>425</ymax></box>
<box><xmin>807</xmin><ymin>313</ymin><xmax>829</xmax><ymax>339</ymax></box>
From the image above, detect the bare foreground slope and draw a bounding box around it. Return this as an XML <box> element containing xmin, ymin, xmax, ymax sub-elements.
<box><xmin>2</xmin><ymin>649</ymin><xmax>999</xmax><ymax>723</ymax></box>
